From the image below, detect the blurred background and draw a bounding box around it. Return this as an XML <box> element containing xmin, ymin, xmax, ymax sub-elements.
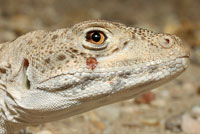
<box><xmin>0</xmin><ymin>0</ymin><xmax>199</xmax><ymax>134</ymax></box>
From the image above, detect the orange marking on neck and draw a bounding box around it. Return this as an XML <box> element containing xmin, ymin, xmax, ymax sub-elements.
<box><xmin>24</xmin><ymin>58</ymin><xmax>29</xmax><ymax>69</ymax></box>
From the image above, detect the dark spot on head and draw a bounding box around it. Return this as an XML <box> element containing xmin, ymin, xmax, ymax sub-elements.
<box><xmin>80</xmin><ymin>52</ymin><xmax>86</xmax><ymax>56</ymax></box>
<box><xmin>44</xmin><ymin>58</ymin><xmax>51</xmax><ymax>64</ymax></box>
<box><xmin>70</xmin><ymin>55</ymin><xmax>75</xmax><ymax>58</ymax></box>
<box><xmin>41</xmin><ymin>70</ymin><xmax>45</xmax><ymax>73</ymax></box>
<box><xmin>49</xmin><ymin>51</ymin><xmax>53</xmax><ymax>54</ymax></box>
<box><xmin>111</xmin><ymin>48</ymin><xmax>119</xmax><ymax>53</ymax></box>
<box><xmin>47</xmin><ymin>45</ymin><xmax>50</xmax><ymax>49</ymax></box>
<box><xmin>52</xmin><ymin>35</ymin><xmax>58</xmax><ymax>40</ymax></box>
<box><xmin>150</xmin><ymin>42</ymin><xmax>158</xmax><ymax>47</ymax></box>
<box><xmin>65</xmin><ymin>60</ymin><xmax>69</xmax><ymax>64</ymax></box>
<box><xmin>43</xmin><ymin>34</ymin><xmax>47</xmax><ymax>38</ymax></box>
<box><xmin>72</xmin><ymin>49</ymin><xmax>78</xmax><ymax>53</ymax></box>
<box><xmin>44</xmin><ymin>50</ymin><xmax>49</xmax><ymax>53</ymax></box>
<box><xmin>141</xmin><ymin>36</ymin><xmax>145</xmax><ymax>40</ymax></box>
<box><xmin>124</xmin><ymin>41</ymin><xmax>129</xmax><ymax>46</ymax></box>
<box><xmin>36</xmin><ymin>36</ymin><xmax>40</xmax><ymax>40</ymax></box>
<box><xmin>50</xmin><ymin>66</ymin><xmax>54</xmax><ymax>70</ymax></box>
<box><xmin>131</xmin><ymin>32</ymin><xmax>135</xmax><ymax>39</ymax></box>
<box><xmin>42</xmin><ymin>40</ymin><xmax>46</xmax><ymax>43</ymax></box>
<box><xmin>57</xmin><ymin>54</ymin><xmax>66</xmax><ymax>61</ymax></box>
<box><xmin>7</xmin><ymin>64</ymin><xmax>11</xmax><ymax>68</ymax></box>
<box><xmin>122</xmin><ymin>41</ymin><xmax>129</xmax><ymax>50</ymax></box>
<box><xmin>94</xmin><ymin>54</ymin><xmax>101</xmax><ymax>57</ymax></box>
<box><xmin>0</xmin><ymin>68</ymin><xmax>6</xmax><ymax>74</ymax></box>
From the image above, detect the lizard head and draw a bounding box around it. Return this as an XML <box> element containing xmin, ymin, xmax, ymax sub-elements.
<box><xmin>5</xmin><ymin>20</ymin><xmax>190</xmax><ymax>123</ymax></box>
<box><xmin>25</xmin><ymin>20</ymin><xmax>189</xmax><ymax>92</ymax></box>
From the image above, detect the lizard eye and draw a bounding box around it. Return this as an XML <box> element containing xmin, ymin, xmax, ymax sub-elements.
<box><xmin>86</xmin><ymin>31</ymin><xmax>106</xmax><ymax>45</ymax></box>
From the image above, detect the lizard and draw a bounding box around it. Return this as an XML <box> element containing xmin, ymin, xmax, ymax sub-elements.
<box><xmin>0</xmin><ymin>20</ymin><xmax>190</xmax><ymax>134</ymax></box>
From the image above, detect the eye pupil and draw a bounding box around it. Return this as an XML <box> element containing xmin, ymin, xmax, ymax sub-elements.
<box><xmin>86</xmin><ymin>31</ymin><xmax>106</xmax><ymax>45</ymax></box>
<box><xmin>92</xmin><ymin>32</ymin><xmax>101</xmax><ymax>42</ymax></box>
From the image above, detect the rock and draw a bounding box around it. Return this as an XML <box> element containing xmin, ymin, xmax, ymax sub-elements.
<box><xmin>181</xmin><ymin>113</ymin><xmax>200</xmax><ymax>134</ymax></box>
<box><xmin>135</xmin><ymin>92</ymin><xmax>156</xmax><ymax>104</ymax></box>
<box><xmin>36</xmin><ymin>130</ymin><xmax>53</xmax><ymax>134</ymax></box>
<box><xmin>165</xmin><ymin>114</ymin><xmax>182</xmax><ymax>133</ymax></box>
<box><xmin>191</xmin><ymin>46</ymin><xmax>200</xmax><ymax>65</ymax></box>
<box><xmin>141</xmin><ymin>118</ymin><xmax>159</xmax><ymax>126</ymax></box>
<box><xmin>151</xmin><ymin>99</ymin><xmax>166</xmax><ymax>107</ymax></box>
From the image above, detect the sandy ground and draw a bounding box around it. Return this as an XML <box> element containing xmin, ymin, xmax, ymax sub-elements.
<box><xmin>0</xmin><ymin>0</ymin><xmax>199</xmax><ymax>134</ymax></box>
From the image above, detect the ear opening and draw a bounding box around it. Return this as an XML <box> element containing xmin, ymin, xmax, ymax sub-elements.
<box><xmin>23</xmin><ymin>58</ymin><xmax>30</xmax><ymax>90</ymax></box>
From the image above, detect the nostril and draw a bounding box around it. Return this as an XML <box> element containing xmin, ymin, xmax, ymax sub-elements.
<box><xmin>165</xmin><ymin>38</ymin><xmax>170</xmax><ymax>44</ymax></box>
<box><xmin>158</xmin><ymin>36</ymin><xmax>174</xmax><ymax>48</ymax></box>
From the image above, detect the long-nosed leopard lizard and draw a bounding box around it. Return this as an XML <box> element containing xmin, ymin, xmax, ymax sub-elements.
<box><xmin>0</xmin><ymin>20</ymin><xmax>190</xmax><ymax>133</ymax></box>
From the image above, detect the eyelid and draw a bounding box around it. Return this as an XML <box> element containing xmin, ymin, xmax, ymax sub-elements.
<box><xmin>82</xmin><ymin>28</ymin><xmax>111</xmax><ymax>51</ymax></box>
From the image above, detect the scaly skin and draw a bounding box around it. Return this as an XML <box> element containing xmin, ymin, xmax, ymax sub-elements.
<box><xmin>0</xmin><ymin>20</ymin><xmax>190</xmax><ymax>133</ymax></box>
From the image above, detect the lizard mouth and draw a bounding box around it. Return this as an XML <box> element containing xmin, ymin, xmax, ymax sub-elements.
<box><xmin>180</xmin><ymin>56</ymin><xmax>190</xmax><ymax>58</ymax></box>
<box><xmin>36</xmin><ymin>55</ymin><xmax>190</xmax><ymax>93</ymax></box>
